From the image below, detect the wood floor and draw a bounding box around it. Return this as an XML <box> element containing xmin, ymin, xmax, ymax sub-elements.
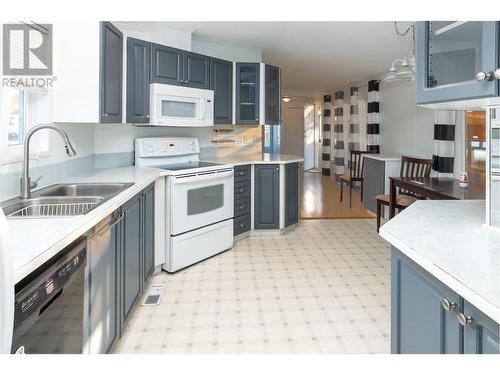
<box><xmin>301</xmin><ymin>171</ymin><xmax>374</xmax><ymax>219</ymax></box>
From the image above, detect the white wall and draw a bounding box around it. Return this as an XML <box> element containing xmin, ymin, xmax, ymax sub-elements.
<box><xmin>191</xmin><ymin>38</ymin><xmax>261</xmax><ymax>62</ymax></box>
<box><xmin>378</xmin><ymin>80</ymin><xmax>465</xmax><ymax>178</ymax></box>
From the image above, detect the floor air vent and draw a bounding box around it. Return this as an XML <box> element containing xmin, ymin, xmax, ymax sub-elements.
<box><xmin>142</xmin><ymin>285</ymin><xmax>166</xmax><ymax>306</ymax></box>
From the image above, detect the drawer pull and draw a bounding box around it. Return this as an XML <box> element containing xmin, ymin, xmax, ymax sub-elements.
<box><xmin>441</xmin><ymin>298</ymin><xmax>456</xmax><ymax>311</ymax></box>
<box><xmin>457</xmin><ymin>313</ymin><xmax>473</xmax><ymax>326</ymax></box>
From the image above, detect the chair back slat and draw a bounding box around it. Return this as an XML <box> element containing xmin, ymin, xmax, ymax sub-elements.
<box><xmin>349</xmin><ymin>150</ymin><xmax>372</xmax><ymax>180</ymax></box>
<box><xmin>400</xmin><ymin>156</ymin><xmax>433</xmax><ymax>178</ymax></box>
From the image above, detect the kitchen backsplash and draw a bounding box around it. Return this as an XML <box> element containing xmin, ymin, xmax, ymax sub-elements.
<box><xmin>0</xmin><ymin>123</ymin><xmax>262</xmax><ymax>201</ymax></box>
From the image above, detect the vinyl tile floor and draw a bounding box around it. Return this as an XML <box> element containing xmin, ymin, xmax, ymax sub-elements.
<box><xmin>114</xmin><ymin>219</ymin><xmax>390</xmax><ymax>354</ymax></box>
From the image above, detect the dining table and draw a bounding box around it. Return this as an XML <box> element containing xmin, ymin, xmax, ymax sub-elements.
<box><xmin>388</xmin><ymin>177</ymin><xmax>485</xmax><ymax>218</ymax></box>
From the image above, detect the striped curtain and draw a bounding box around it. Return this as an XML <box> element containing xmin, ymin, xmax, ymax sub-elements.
<box><xmin>333</xmin><ymin>91</ymin><xmax>345</xmax><ymax>177</ymax></box>
<box><xmin>367</xmin><ymin>80</ymin><xmax>380</xmax><ymax>153</ymax></box>
<box><xmin>321</xmin><ymin>95</ymin><xmax>332</xmax><ymax>176</ymax></box>
<box><xmin>349</xmin><ymin>87</ymin><xmax>361</xmax><ymax>152</ymax></box>
<box><xmin>433</xmin><ymin>110</ymin><xmax>456</xmax><ymax>177</ymax></box>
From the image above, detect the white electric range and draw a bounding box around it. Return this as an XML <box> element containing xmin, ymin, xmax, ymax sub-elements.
<box><xmin>135</xmin><ymin>137</ymin><xmax>234</xmax><ymax>272</ymax></box>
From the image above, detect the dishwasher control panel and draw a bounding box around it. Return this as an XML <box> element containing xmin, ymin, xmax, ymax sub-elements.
<box><xmin>13</xmin><ymin>241</ymin><xmax>87</xmax><ymax>331</ymax></box>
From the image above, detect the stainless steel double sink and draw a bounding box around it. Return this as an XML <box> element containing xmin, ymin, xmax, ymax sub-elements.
<box><xmin>2</xmin><ymin>183</ymin><xmax>134</xmax><ymax>218</ymax></box>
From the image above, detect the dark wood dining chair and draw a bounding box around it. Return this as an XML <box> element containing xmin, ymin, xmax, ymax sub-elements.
<box><xmin>375</xmin><ymin>155</ymin><xmax>433</xmax><ymax>232</ymax></box>
<box><xmin>340</xmin><ymin>150</ymin><xmax>372</xmax><ymax>208</ymax></box>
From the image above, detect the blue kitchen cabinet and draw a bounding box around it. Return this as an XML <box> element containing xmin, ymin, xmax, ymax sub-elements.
<box><xmin>150</xmin><ymin>43</ymin><xmax>184</xmax><ymax>86</ymax></box>
<box><xmin>120</xmin><ymin>192</ymin><xmax>143</xmax><ymax>327</ymax></box>
<box><xmin>463</xmin><ymin>301</ymin><xmax>500</xmax><ymax>354</ymax></box>
<box><xmin>86</xmin><ymin>183</ymin><xmax>155</xmax><ymax>353</ymax></box>
<box><xmin>236</xmin><ymin>63</ymin><xmax>260</xmax><ymax>125</ymax></box>
<box><xmin>210</xmin><ymin>57</ymin><xmax>233</xmax><ymax>124</ymax></box>
<box><xmin>254</xmin><ymin>164</ymin><xmax>280</xmax><ymax>229</ymax></box>
<box><xmin>126</xmin><ymin>37</ymin><xmax>151</xmax><ymax>123</ymax></box>
<box><xmin>142</xmin><ymin>184</ymin><xmax>155</xmax><ymax>281</ymax></box>
<box><xmin>184</xmin><ymin>51</ymin><xmax>210</xmax><ymax>89</ymax></box>
<box><xmin>150</xmin><ymin>44</ymin><xmax>210</xmax><ymax>89</ymax></box>
<box><xmin>87</xmin><ymin>213</ymin><xmax>121</xmax><ymax>354</ymax></box>
<box><xmin>392</xmin><ymin>247</ymin><xmax>500</xmax><ymax>354</ymax></box>
<box><xmin>233</xmin><ymin>165</ymin><xmax>252</xmax><ymax>236</ymax></box>
<box><xmin>100</xmin><ymin>21</ymin><xmax>123</xmax><ymax>123</ymax></box>
<box><xmin>285</xmin><ymin>163</ymin><xmax>299</xmax><ymax>227</ymax></box>
<box><xmin>391</xmin><ymin>247</ymin><xmax>460</xmax><ymax>354</ymax></box>
<box><xmin>118</xmin><ymin>183</ymin><xmax>155</xmax><ymax>328</ymax></box>
<box><xmin>265</xmin><ymin>64</ymin><xmax>281</xmax><ymax>125</ymax></box>
<box><xmin>416</xmin><ymin>21</ymin><xmax>499</xmax><ymax>104</ymax></box>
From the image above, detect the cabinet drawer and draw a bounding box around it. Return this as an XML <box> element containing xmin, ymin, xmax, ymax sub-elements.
<box><xmin>234</xmin><ymin>197</ymin><xmax>251</xmax><ymax>217</ymax></box>
<box><xmin>234</xmin><ymin>165</ymin><xmax>251</xmax><ymax>183</ymax></box>
<box><xmin>234</xmin><ymin>213</ymin><xmax>251</xmax><ymax>236</ymax></box>
<box><xmin>234</xmin><ymin>181</ymin><xmax>251</xmax><ymax>200</ymax></box>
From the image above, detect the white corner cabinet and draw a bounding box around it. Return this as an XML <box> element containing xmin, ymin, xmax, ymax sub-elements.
<box><xmin>51</xmin><ymin>21</ymin><xmax>123</xmax><ymax>123</ymax></box>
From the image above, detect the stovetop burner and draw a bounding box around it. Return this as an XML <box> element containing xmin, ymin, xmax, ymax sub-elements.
<box><xmin>155</xmin><ymin>161</ymin><xmax>221</xmax><ymax>171</ymax></box>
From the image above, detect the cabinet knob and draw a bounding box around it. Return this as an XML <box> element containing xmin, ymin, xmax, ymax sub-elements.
<box><xmin>240</xmin><ymin>206</ymin><xmax>244</xmax><ymax>210</ymax></box>
<box><xmin>476</xmin><ymin>71</ymin><xmax>494</xmax><ymax>81</ymax></box>
<box><xmin>239</xmin><ymin>224</ymin><xmax>244</xmax><ymax>228</ymax></box>
<box><xmin>239</xmin><ymin>171</ymin><xmax>245</xmax><ymax>176</ymax></box>
<box><xmin>457</xmin><ymin>312</ymin><xmax>473</xmax><ymax>326</ymax></box>
<box><xmin>145</xmin><ymin>115</ymin><xmax>150</xmax><ymax>119</ymax></box>
<box><xmin>255</xmin><ymin>118</ymin><xmax>259</xmax><ymax>122</ymax></box>
<box><xmin>494</xmin><ymin>69</ymin><xmax>500</xmax><ymax>80</ymax></box>
<box><xmin>239</xmin><ymin>189</ymin><xmax>244</xmax><ymax>193</ymax></box>
<box><xmin>441</xmin><ymin>298</ymin><xmax>456</xmax><ymax>311</ymax></box>
<box><xmin>103</xmin><ymin>113</ymin><xmax>108</xmax><ymax>117</ymax></box>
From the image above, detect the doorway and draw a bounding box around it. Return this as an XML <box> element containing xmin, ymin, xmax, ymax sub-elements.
<box><xmin>466</xmin><ymin>111</ymin><xmax>486</xmax><ymax>187</ymax></box>
<box><xmin>304</xmin><ymin>104</ymin><xmax>321</xmax><ymax>171</ymax></box>
<box><xmin>282</xmin><ymin>106</ymin><xmax>305</xmax><ymax>156</ymax></box>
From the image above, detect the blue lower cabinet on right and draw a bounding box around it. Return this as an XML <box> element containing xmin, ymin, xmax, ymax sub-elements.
<box><xmin>285</xmin><ymin>163</ymin><xmax>299</xmax><ymax>227</ymax></box>
<box><xmin>392</xmin><ymin>247</ymin><xmax>500</xmax><ymax>354</ymax></box>
<box><xmin>463</xmin><ymin>301</ymin><xmax>500</xmax><ymax>354</ymax></box>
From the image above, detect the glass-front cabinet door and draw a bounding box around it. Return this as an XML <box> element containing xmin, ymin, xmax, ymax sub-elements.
<box><xmin>236</xmin><ymin>63</ymin><xmax>260</xmax><ymax>125</ymax></box>
<box><xmin>265</xmin><ymin>64</ymin><xmax>281</xmax><ymax>125</ymax></box>
<box><xmin>487</xmin><ymin>106</ymin><xmax>500</xmax><ymax>227</ymax></box>
<box><xmin>416</xmin><ymin>21</ymin><xmax>499</xmax><ymax>104</ymax></box>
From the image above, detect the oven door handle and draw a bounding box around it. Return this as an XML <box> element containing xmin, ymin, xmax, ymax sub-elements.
<box><xmin>173</xmin><ymin>170</ymin><xmax>234</xmax><ymax>185</ymax></box>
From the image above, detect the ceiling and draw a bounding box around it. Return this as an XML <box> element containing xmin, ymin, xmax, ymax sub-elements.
<box><xmin>148</xmin><ymin>22</ymin><xmax>413</xmax><ymax>98</ymax></box>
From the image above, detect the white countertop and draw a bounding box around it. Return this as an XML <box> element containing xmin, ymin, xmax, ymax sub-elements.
<box><xmin>6</xmin><ymin>166</ymin><xmax>167</xmax><ymax>283</ymax></box>
<box><xmin>379</xmin><ymin>199</ymin><xmax>500</xmax><ymax>324</ymax></box>
<box><xmin>202</xmin><ymin>153</ymin><xmax>304</xmax><ymax>166</ymax></box>
<box><xmin>363</xmin><ymin>154</ymin><xmax>401</xmax><ymax>162</ymax></box>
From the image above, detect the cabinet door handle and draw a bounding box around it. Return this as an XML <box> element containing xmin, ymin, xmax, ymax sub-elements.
<box><xmin>441</xmin><ymin>298</ymin><xmax>456</xmax><ymax>311</ymax></box>
<box><xmin>476</xmin><ymin>71</ymin><xmax>494</xmax><ymax>81</ymax></box>
<box><xmin>457</xmin><ymin>312</ymin><xmax>473</xmax><ymax>326</ymax></box>
<box><xmin>494</xmin><ymin>68</ymin><xmax>500</xmax><ymax>80</ymax></box>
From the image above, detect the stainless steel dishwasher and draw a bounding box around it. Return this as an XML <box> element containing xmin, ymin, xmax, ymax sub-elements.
<box><xmin>11</xmin><ymin>237</ymin><xmax>87</xmax><ymax>354</ymax></box>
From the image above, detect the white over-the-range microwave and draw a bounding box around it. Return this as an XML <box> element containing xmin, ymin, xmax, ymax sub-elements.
<box><xmin>150</xmin><ymin>83</ymin><xmax>214</xmax><ymax>127</ymax></box>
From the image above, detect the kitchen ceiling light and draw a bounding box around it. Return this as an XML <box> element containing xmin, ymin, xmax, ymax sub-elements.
<box><xmin>282</xmin><ymin>97</ymin><xmax>291</xmax><ymax>102</ymax></box>
<box><xmin>384</xmin><ymin>22</ymin><xmax>416</xmax><ymax>83</ymax></box>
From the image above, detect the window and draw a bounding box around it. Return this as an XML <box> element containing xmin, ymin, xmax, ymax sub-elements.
<box><xmin>7</xmin><ymin>89</ymin><xmax>26</xmax><ymax>146</ymax></box>
<box><xmin>0</xmin><ymin>88</ymin><xmax>50</xmax><ymax>165</ymax></box>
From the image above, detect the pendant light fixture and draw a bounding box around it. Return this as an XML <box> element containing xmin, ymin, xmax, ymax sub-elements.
<box><xmin>384</xmin><ymin>22</ymin><xmax>416</xmax><ymax>82</ymax></box>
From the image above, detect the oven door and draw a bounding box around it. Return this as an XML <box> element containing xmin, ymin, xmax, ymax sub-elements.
<box><xmin>170</xmin><ymin>170</ymin><xmax>234</xmax><ymax>235</ymax></box>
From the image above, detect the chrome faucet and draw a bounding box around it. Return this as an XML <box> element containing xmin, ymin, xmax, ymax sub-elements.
<box><xmin>20</xmin><ymin>123</ymin><xmax>77</xmax><ymax>199</ymax></box>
